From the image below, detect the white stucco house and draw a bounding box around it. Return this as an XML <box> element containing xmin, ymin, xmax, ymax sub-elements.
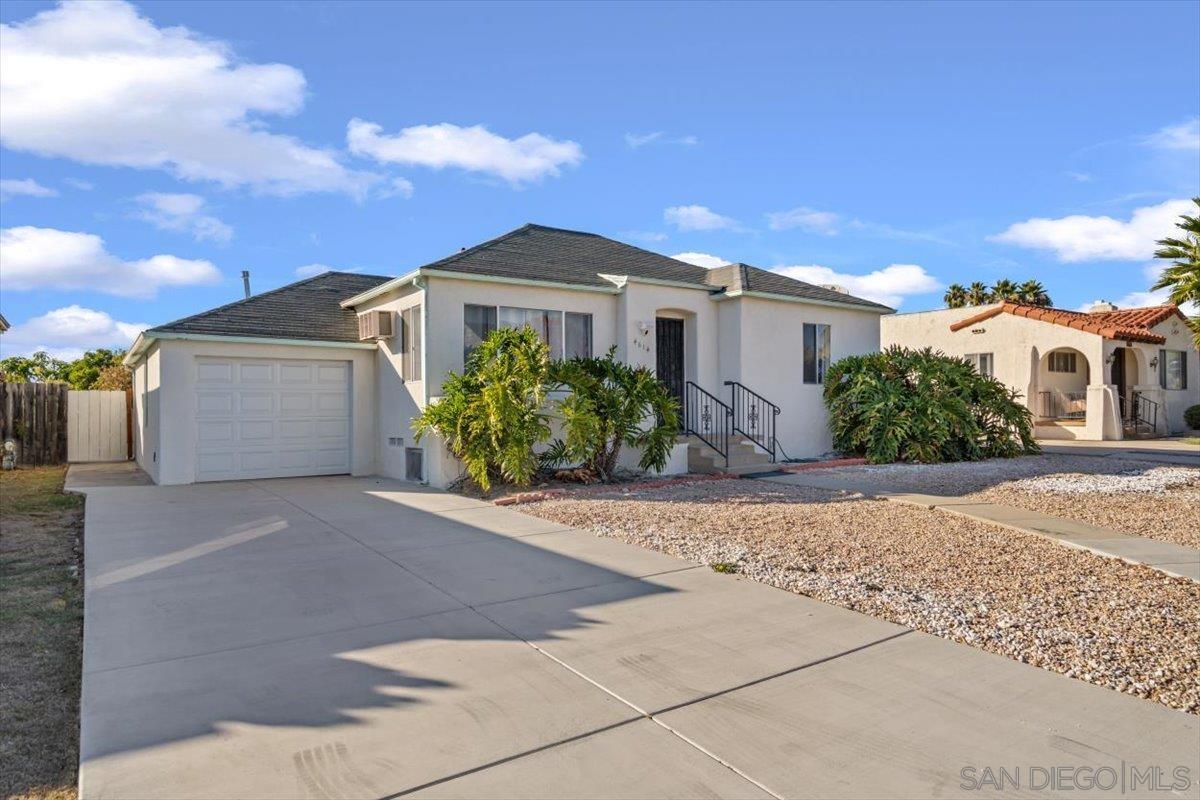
<box><xmin>124</xmin><ymin>224</ymin><xmax>892</xmax><ymax>487</ymax></box>
<box><xmin>882</xmin><ymin>300</ymin><xmax>1199</xmax><ymax>440</ymax></box>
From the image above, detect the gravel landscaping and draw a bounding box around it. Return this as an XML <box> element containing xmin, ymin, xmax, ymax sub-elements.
<box><xmin>520</xmin><ymin>479</ymin><xmax>1200</xmax><ymax>714</ymax></box>
<box><xmin>970</xmin><ymin>467</ymin><xmax>1200</xmax><ymax>550</ymax></box>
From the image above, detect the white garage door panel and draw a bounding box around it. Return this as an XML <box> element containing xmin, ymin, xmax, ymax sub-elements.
<box><xmin>194</xmin><ymin>357</ymin><xmax>351</xmax><ymax>481</ymax></box>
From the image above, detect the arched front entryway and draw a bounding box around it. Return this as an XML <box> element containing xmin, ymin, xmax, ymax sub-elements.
<box><xmin>1109</xmin><ymin>346</ymin><xmax>1142</xmax><ymax>421</ymax></box>
<box><xmin>1036</xmin><ymin>347</ymin><xmax>1090</xmax><ymax>420</ymax></box>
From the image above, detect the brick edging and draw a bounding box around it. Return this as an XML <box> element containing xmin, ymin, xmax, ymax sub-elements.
<box><xmin>492</xmin><ymin>472</ymin><xmax>737</xmax><ymax>506</ymax></box>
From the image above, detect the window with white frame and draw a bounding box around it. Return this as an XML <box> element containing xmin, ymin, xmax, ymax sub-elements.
<box><xmin>1160</xmin><ymin>349</ymin><xmax>1188</xmax><ymax>391</ymax></box>
<box><xmin>1048</xmin><ymin>351</ymin><xmax>1077</xmax><ymax>373</ymax></box>
<box><xmin>803</xmin><ymin>323</ymin><xmax>831</xmax><ymax>384</ymax></box>
<box><xmin>464</xmin><ymin>304</ymin><xmax>592</xmax><ymax>362</ymax></box>
<box><xmin>966</xmin><ymin>352</ymin><xmax>994</xmax><ymax>378</ymax></box>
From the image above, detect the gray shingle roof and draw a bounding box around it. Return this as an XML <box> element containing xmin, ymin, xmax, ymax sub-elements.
<box><xmin>418</xmin><ymin>223</ymin><xmax>713</xmax><ymax>288</ymax></box>
<box><xmin>417</xmin><ymin>224</ymin><xmax>891</xmax><ymax>311</ymax></box>
<box><xmin>705</xmin><ymin>262</ymin><xmax>892</xmax><ymax>311</ymax></box>
<box><xmin>150</xmin><ymin>271</ymin><xmax>393</xmax><ymax>342</ymax></box>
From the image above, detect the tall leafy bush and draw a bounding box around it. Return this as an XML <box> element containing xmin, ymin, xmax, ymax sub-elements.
<box><xmin>824</xmin><ymin>346</ymin><xmax>1038</xmax><ymax>464</ymax></box>
<box><xmin>413</xmin><ymin>327</ymin><xmax>551</xmax><ymax>491</ymax></box>
<box><xmin>544</xmin><ymin>348</ymin><xmax>679</xmax><ymax>481</ymax></box>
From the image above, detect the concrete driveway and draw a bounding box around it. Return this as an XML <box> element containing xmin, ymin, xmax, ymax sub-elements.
<box><xmin>74</xmin><ymin>470</ymin><xmax>1199</xmax><ymax>799</ymax></box>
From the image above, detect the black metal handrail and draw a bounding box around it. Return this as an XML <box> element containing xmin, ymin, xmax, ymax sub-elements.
<box><xmin>683</xmin><ymin>381</ymin><xmax>730</xmax><ymax>466</ymax></box>
<box><xmin>1037</xmin><ymin>389</ymin><xmax>1086</xmax><ymax>420</ymax></box>
<box><xmin>1132</xmin><ymin>392</ymin><xmax>1159</xmax><ymax>433</ymax></box>
<box><xmin>724</xmin><ymin>381</ymin><xmax>779</xmax><ymax>462</ymax></box>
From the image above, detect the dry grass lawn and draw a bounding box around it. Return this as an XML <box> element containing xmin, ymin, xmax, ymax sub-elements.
<box><xmin>0</xmin><ymin>467</ymin><xmax>84</xmax><ymax>800</ymax></box>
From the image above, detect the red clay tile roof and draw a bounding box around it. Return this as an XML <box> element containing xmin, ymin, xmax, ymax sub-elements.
<box><xmin>948</xmin><ymin>302</ymin><xmax>1175</xmax><ymax>344</ymax></box>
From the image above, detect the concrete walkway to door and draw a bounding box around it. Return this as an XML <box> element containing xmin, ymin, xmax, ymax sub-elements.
<box><xmin>72</xmin><ymin>468</ymin><xmax>1199</xmax><ymax>799</ymax></box>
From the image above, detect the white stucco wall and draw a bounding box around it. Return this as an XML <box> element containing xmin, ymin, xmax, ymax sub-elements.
<box><xmin>131</xmin><ymin>343</ymin><xmax>161</xmax><ymax>483</ymax></box>
<box><xmin>355</xmin><ymin>283</ymin><xmax>427</xmax><ymax>480</ymax></box>
<box><xmin>1132</xmin><ymin>315</ymin><xmax>1200</xmax><ymax>434</ymax></box>
<box><xmin>137</xmin><ymin>339</ymin><xmax>377</xmax><ymax>485</ymax></box>
<box><xmin>730</xmin><ymin>295</ymin><xmax>884</xmax><ymax>458</ymax></box>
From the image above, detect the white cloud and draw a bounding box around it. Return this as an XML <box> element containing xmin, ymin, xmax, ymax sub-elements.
<box><xmin>0</xmin><ymin>1</ymin><xmax>376</xmax><ymax>196</ymax></box>
<box><xmin>295</xmin><ymin>263</ymin><xmax>331</xmax><ymax>278</ymax></box>
<box><xmin>1</xmin><ymin>226</ymin><xmax>221</xmax><ymax>298</ymax></box>
<box><xmin>0</xmin><ymin>178</ymin><xmax>57</xmax><ymax>199</ymax></box>
<box><xmin>770</xmin><ymin>263</ymin><xmax>941</xmax><ymax>308</ymax></box>
<box><xmin>1142</xmin><ymin>118</ymin><xmax>1200</xmax><ymax>151</ymax></box>
<box><xmin>379</xmin><ymin>176</ymin><xmax>414</xmax><ymax>199</ymax></box>
<box><xmin>671</xmin><ymin>251</ymin><xmax>730</xmax><ymax>269</ymax></box>
<box><xmin>133</xmin><ymin>192</ymin><xmax>233</xmax><ymax>243</ymax></box>
<box><xmin>347</xmin><ymin>119</ymin><xmax>582</xmax><ymax>186</ymax></box>
<box><xmin>65</xmin><ymin>178</ymin><xmax>93</xmax><ymax>190</ymax></box>
<box><xmin>0</xmin><ymin>305</ymin><xmax>148</xmax><ymax>360</ymax></box>
<box><xmin>765</xmin><ymin>206</ymin><xmax>840</xmax><ymax>234</ymax></box>
<box><xmin>989</xmin><ymin>199</ymin><xmax>1192</xmax><ymax>262</ymax></box>
<box><xmin>621</xmin><ymin>230</ymin><xmax>668</xmax><ymax>243</ymax></box>
<box><xmin>1065</xmin><ymin>171</ymin><xmax>1093</xmax><ymax>183</ymax></box>
<box><xmin>663</xmin><ymin>205</ymin><xmax>739</xmax><ymax>232</ymax></box>
<box><xmin>624</xmin><ymin>132</ymin><xmax>698</xmax><ymax>149</ymax></box>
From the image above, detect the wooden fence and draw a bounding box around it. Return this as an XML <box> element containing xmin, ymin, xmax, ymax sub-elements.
<box><xmin>67</xmin><ymin>390</ymin><xmax>130</xmax><ymax>463</ymax></box>
<box><xmin>0</xmin><ymin>382</ymin><xmax>69</xmax><ymax>466</ymax></box>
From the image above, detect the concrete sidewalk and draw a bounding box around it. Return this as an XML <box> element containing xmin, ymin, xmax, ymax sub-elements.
<box><xmin>763</xmin><ymin>471</ymin><xmax>1200</xmax><ymax>582</ymax></box>
<box><xmin>73</xmin><ymin>467</ymin><xmax>1199</xmax><ymax>799</ymax></box>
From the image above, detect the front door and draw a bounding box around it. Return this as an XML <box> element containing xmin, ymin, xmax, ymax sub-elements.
<box><xmin>655</xmin><ymin>317</ymin><xmax>685</xmax><ymax>407</ymax></box>
<box><xmin>1111</xmin><ymin>348</ymin><xmax>1127</xmax><ymax>418</ymax></box>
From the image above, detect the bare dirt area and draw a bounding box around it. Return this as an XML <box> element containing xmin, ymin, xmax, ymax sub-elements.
<box><xmin>0</xmin><ymin>467</ymin><xmax>85</xmax><ymax>800</ymax></box>
<box><xmin>520</xmin><ymin>478</ymin><xmax>1200</xmax><ymax>714</ymax></box>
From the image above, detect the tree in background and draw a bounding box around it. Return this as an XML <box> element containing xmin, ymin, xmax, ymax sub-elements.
<box><xmin>1017</xmin><ymin>279</ymin><xmax>1052</xmax><ymax>307</ymax></box>
<box><xmin>63</xmin><ymin>349</ymin><xmax>126</xmax><ymax>390</ymax></box>
<box><xmin>965</xmin><ymin>282</ymin><xmax>992</xmax><ymax>306</ymax></box>
<box><xmin>1152</xmin><ymin>196</ymin><xmax>1200</xmax><ymax>345</ymax></box>
<box><xmin>94</xmin><ymin>364</ymin><xmax>132</xmax><ymax>391</ymax></box>
<box><xmin>943</xmin><ymin>284</ymin><xmax>968</xmax><ymax>309</ymax></box>
<box><xmin>989</xmin><ymin>278</ymin><xmax>1020</xmax><ymax>302</ymax></box>
<box><xmin>0</xmin><ymin>351</ymin><xmax>67</xmax><ymax>383</ymax></box>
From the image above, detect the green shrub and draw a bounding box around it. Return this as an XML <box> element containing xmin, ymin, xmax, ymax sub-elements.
<box><xmin>543</xmin><ymin>347</ymin><xmax>680</xmax><ymax>481</ymax></box>
<box><xmin>413</xmin><ymin>327</ymin><xmax>551</xmax><ymax>491</ymax></box>
<box><xmin>823</xmin><ymin>346</ymin><xmax>1038</xmax><ymax>464</ymax></box>
<box><xmin>1184</xmin><ymin>404</ymin><xmax>1200</xmax><ymax>430</ymax></box>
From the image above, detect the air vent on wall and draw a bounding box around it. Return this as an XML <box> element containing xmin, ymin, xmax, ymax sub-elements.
<box><xmin>358</xmin><ymin>310</ymin><xmax>394</xmax><ymax>341</ymax></box>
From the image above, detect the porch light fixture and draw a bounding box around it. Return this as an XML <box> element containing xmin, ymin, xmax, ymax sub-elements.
<box><xmin>1105</xmin><ymin>352</ymin><xmax>1116</xmax><ymax>365</ymax></box>
<box><xmin>1149</xmin><ymin>356</ymin><xmax>1159</xmax><ymax>369</ymax></box>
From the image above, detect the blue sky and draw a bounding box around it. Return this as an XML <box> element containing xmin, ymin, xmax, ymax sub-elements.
<box><xmin>2</xmin><ymin>0</ymin><xmax>1198</xmax><ymax>359</ymax></box>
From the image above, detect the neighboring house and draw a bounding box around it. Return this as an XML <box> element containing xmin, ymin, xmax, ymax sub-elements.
<box><xmin>882</xmin><ymin>300</ymin><xmax>1200</xmax><ymax>440</ymax></box>
<box><xmin>123</xmin><ymin>224</ymin><xmax>891</xmax><ymax>487</ymax></box>
<box><xmin>0</xmin><ymin>312</ymin><xmax>9</xmax><ymax>333</ymax></box>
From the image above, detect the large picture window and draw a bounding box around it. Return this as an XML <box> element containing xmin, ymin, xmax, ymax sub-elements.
<box><xmin>464</xmin><ymin>304</ymin><xmax>592</xmax><ymax>362</ymax></box>
<box><xmin>803</xmin><ymin>323</ymin><xmax>831</xmax><ymax>384</ymax></box>
<box><xmin>1160</xmin><ymin>349</ymin><xmax>1188</xmax><ymax>391</ymax></box>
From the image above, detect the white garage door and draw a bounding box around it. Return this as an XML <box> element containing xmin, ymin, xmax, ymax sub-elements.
<box><xmin>195</xmin><ymin>357</ymin><xmax>351</xmax><ymax>481</ymax></box>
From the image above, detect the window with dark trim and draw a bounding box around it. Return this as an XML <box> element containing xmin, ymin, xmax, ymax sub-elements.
<box><xmin>803</xmin><ymin>323</ymin><xmax>831</xmax><ymax>384</ymax></box>
<box><xmin>1048</xmin><ymin>351</ymin><xmax>1077</xmax><ymax>373</ymax></box>
<box><xmin>463</xmin><ymin>303</ymin><xmax>592</xmax><ymax>362</ymax></box>
<box><xmin>1160</xmin><ymin>349</ymin><xmax>1188</xmax><ymax>391</ymax></box>
<box><xmin>463</xmin><ymin>304</ymin><xmax>497</xmax><ymax>363</ymax></box>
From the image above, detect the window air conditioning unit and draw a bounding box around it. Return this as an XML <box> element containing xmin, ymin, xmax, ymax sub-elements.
<box><xmin>358</xmin><ymin>310</ymin><xmax>394</xmax><ymax>341</ymax></box>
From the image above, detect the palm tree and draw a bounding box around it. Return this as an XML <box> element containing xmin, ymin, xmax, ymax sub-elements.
<box><xmin>990</xmin><ymin>279</ymin><xmax>1020</xmax><ymax>303</ymax></box>
<box><xmin>1152</xmin><ymin>197</ymin><xmax>1200</xmax><ymax>345</ymax></box>
<box><xmin>943</xmin><ymin>283</ymin><xmax>968</xmax><ymax>309</ymax></box>
<box><xmin>1017</xmin><ymin>279</ymin><xmax>1052</xmax><ymax>307</ymax></box>
<box><xmin>965</xmin><ymin>281</ymin><xmax>992</xmax><ymax>306</ymax></box>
